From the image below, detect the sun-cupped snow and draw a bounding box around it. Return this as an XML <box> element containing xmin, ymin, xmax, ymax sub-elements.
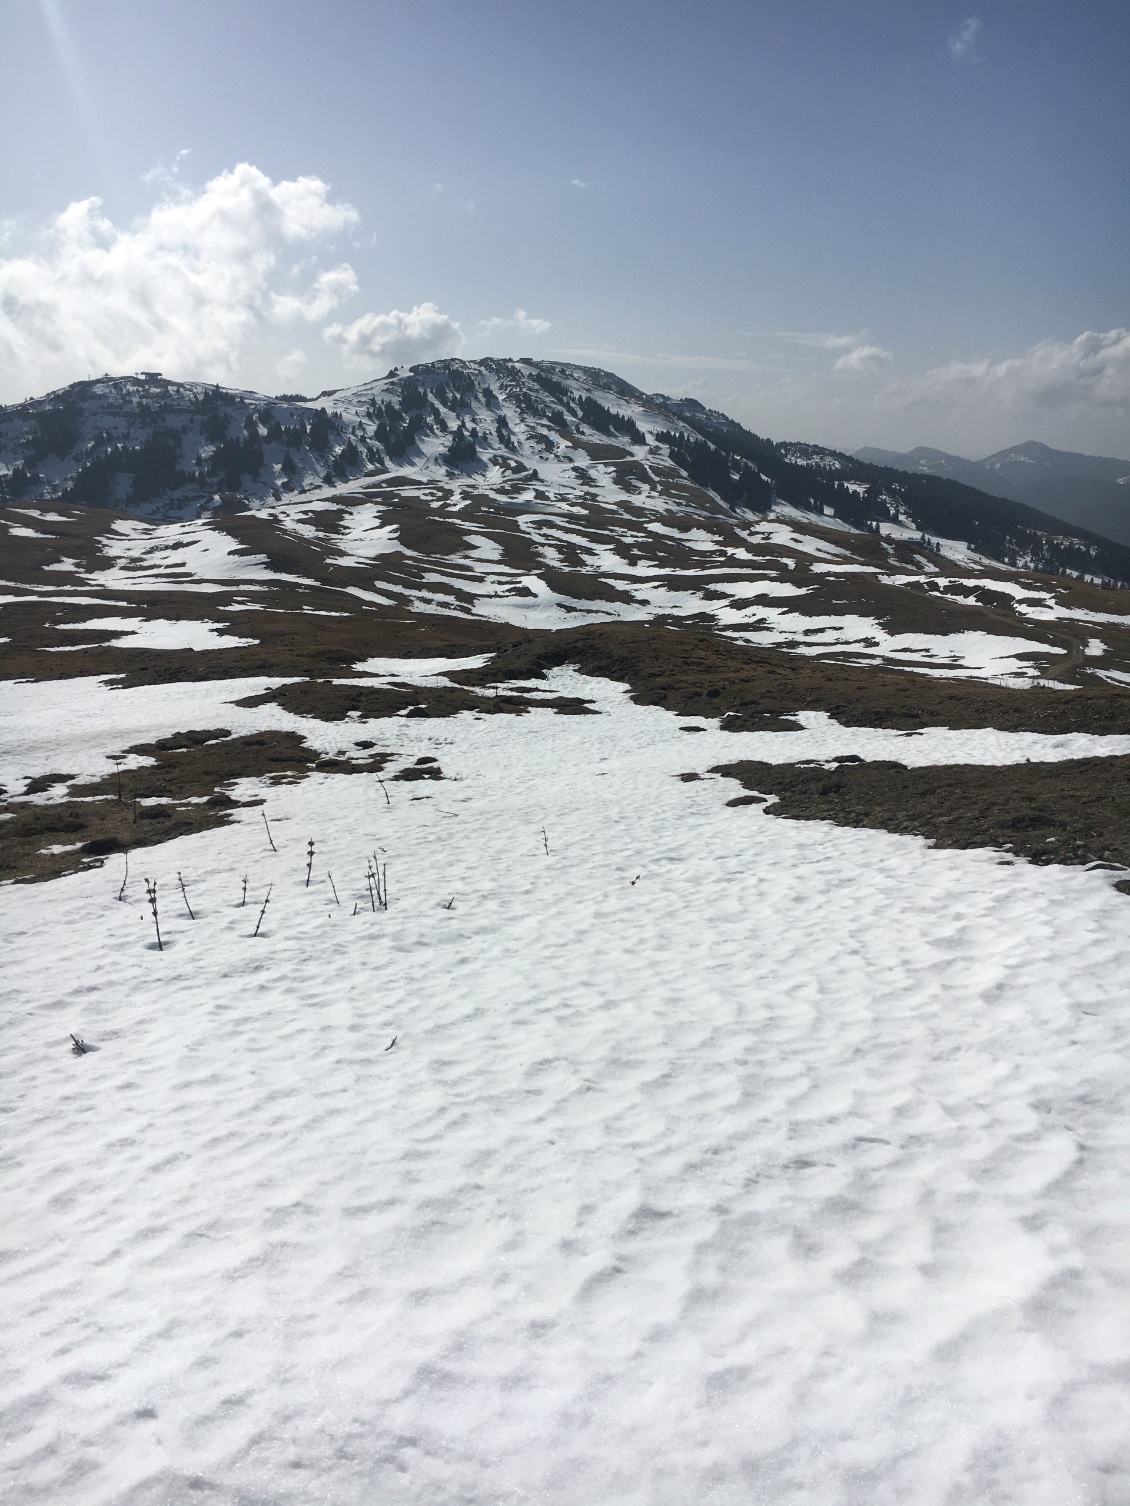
<box><xmin>5</xmin><ymin>667</ymin><xmax>1130</xmax><ymax>1504</ymax></box>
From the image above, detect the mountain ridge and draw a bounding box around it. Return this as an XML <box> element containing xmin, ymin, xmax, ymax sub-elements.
<box><xmin>3</xmin><ymin>358</ymin><xmax>1129</xmax><ymax>584</ymax></box>
<box><xmin>856</xmin><ymin>439</ymin><xmax>1130</xmax><ymax>547</ymax></box>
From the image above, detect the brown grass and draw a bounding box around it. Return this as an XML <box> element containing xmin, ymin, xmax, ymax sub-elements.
<box><xmin>710</xmin><ymin>754</ymin><xmax>1130</xmax><ymax>872</ymax></box>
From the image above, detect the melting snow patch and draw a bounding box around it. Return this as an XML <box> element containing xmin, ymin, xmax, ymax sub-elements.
<box><xmin>355</xmin><ymin>654</ymin><xmax>495</xmax><ymax>677</ymax></box>
<box><xmin>58</xmin><ymin>617</ymin><xmax>257</xmax><ymax>650</ymax></box>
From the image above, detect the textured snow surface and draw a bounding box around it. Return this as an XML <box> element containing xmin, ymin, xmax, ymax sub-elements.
<box><xmin>5</xmin><ymin>675</ymin><xmax>1130</xmax><ymax>1505</ymax></box>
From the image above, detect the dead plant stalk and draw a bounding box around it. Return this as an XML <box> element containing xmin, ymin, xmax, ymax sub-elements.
<box><xmin>144</xmin><ymin>879</ymin><xmax>162</xmax><ymax>951</ymax></box>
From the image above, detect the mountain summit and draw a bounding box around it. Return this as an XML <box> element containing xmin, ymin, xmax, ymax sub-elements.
<box><xmin>3</xmin><ymin>358</ymin><xmax>1129</xmax><ymax>583</ymax></box>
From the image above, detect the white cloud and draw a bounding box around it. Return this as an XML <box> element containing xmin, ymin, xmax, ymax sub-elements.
<box><xmin>833</xmin><ymin>343</ymin><xmax>894</xmax><ymax>374</ymax></box>
<box><xmin>271</xmin><ymin>264</ymin><xmax>359</xmax><ymax>322</ymax></box>
<box><xmin>474</xmin><ymin>308</ymin><xmax>551</xmax><ymax>338</ymax></box>
<box><xmin>949</xmin><ymin>17</ymin><xmax>982</xmax><ymax>60</ymax></box>
<box><xmin>324</xmin><ymin>301</ymin><xmax>462</xmax><ymax>370</ymax></box>
<box><xmin>773</xmin><ymin>331</ymin><xmax>864</xmax><ymax>351</ymax></box>
<box><xmin>553</xmin><ymin>346</ymin><xmax>766</xmax><ymax>373</ymax></box>
<box><xmin>769</xmin><ymin>330</ymin><xmax>892</xmax><ymax>373</ymax></box>
<box><xmin>141</xmin><ymin>147</ymin><xmax>192</xmax><ymax>188</ymax></box>
<box><xmin>276</xmin><ymin>348</ymin><xmax>308</xmax><ymax>382</ymax></box>
<box><xmin>0</xmin><ymin>163</ymin><xmax>359</xmax><ymax>391</ymax></box>
<box><xmin>571</xmin><ymin>179</ymin><xmax>589</xmax><ymax>189</ymax></box>
<box><xmin>886</xmin><ymin>328</ymin><xmax>1130</xmax><ymax>412</ymax></box>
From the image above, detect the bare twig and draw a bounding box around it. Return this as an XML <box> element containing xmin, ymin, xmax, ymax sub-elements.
<box><xmin>253</xmin><ymin>885</ymin><xmax>273</xmax><ymax>937</ymax></box>
<box><xmin>444</xmin><ymin>895</ymin><xmax>455</xmax><ymax>910</ymax></box>
<box><xmin>262</xmin><ymin>811</ymin><xmax>277</xmax><ymax>851</ymax></box>
<box><xmin>305</xmin><ymin>838</ymin><xmax>315</xmax><ymax>888</ymax></box>
<box><xmin>241</xmin><ymin>875</ymin><xmax>248</xmax><ymax>907</ymax></box>
<box><xmin>630</xmin><ymin>873</ymin><xmax>641</xmax><ymax>886</ymax></box>
<box><xmin>384</xmin><ymin>1035</ymin><xmax>397</xmax><ymax>1052</ymax></box>
<box><xmin>117</xmin><ymin>850</ymin><xmax>129</xmax><ymax>902</ymax></box>
<box><xmin>376</xmin><ymin>775</ymin><xmax>391</xmax><ymax>807</ymax></box>
<box><xmin>327</xmin><ymin>872</ymin><xmax>340</xmax><ymax>906</ymax></box>
<box><xmin>542</xmin><ymin>826</ymin><xmax>550</xmax><ymax>856</ymax></box>
<box><xmin>365</xmin><ymin>856</ymin><xmax>389</xmax><ymax>910</ymax></box>
<box><xmin>144</xmin><ymin>879</ymin><xmax>162</xmax><ymax>951</ymax></box>
<box><xmin>70</xmin><ymin>1034</ymin><xmax>89</xmax><ymax>1056</ymax></box>
<box><xmin>177</xmin><ymin>871</ymin><xmax>195</xmax><ymax>920</ymax></box>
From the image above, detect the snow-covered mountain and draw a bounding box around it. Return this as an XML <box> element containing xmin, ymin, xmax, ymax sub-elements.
<box><xmin>0</xmin><ymin>361</ymin><xmax>702</xmax><ymax>515</ymax></box>
<box><xmin>4</xmin><ymin>359</ymin><xmax>1129</xmax><ymax>583</ymax></box>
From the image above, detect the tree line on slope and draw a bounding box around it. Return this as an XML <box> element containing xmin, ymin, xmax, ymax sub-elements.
<box><xmin>660</xmin><ymin>399</ymin><xmax>1130</xmax><ymax>584</ymax></box>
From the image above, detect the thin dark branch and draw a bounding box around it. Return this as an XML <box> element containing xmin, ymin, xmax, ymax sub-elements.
<box><xmin>144</xmin><ymin>879</ymin><xmax>162</xmax><ymax>951</ymax></box>
<box><xmin>253</xmin><ymin>885</ymin><xmax>273</xmax><ymax>937</ymax></box>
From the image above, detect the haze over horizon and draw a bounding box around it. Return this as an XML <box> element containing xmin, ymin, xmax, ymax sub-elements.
<box><xmin>1</xmin><ymin>0</ymin><xmax>1127</xmax><ymax>459</ymax></box>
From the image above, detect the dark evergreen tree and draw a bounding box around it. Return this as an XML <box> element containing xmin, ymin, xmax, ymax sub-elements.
<box><xmin>444</xmin><ymin>422</ymin><xmax>478</xmax><ymax>467</ymax></box>
<box><xmin>201</xmin><ymin>409</ymin><xmax>230</xmax><ymax>445</ymax></box>
<box><xmin>307</xmin><ymin>408</ymin><xmax>333</xmax><ymax>454</ymax></box>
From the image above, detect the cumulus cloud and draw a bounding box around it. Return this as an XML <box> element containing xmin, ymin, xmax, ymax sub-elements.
<box><xmin>323</xmin><ymin>301</ymin><xmax>462</xmax><ymax>370</ymax></box>
<box><xmin>833</xmin><ymin>343</ymin><xmax>894</xmax><ymax>374</ymax></box>
<box><xmin>886</xmin><ymin>328</ymin><xmax>1130</xmax><ymax>412</ymax></box>
<box><xmin>0</xmin><ymin>163</ymin><xmax>359</xmax><ymax>390</ymax></box>
<box><xmin>771</xmin><ymin>330</ymin><xmax>892</xmax><ymax>373</ymax></box>
<box><xmin>949</xmin><ymin>17</ymin><xmax>982</xmax><ymax>60</ymax></box>
<box><xmin>473</xmin><ymin>308</ymin><xmax>551</xmax><ymax>338</ymax></box>
<box><xmin>276</xmin><ymin>348</ymin><xmax>308</xmax><ymax>382</ymax></box>
<box><xmin>270</xmin><ymin>264</ymin><xmax>358</xmax><ymax>322</ymax></box>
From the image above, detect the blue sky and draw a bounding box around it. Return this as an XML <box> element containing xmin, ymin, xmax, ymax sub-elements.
<box><xmin>1</xmin><ymin>0</ymin><xmax>1127</xmax><ymax>456</ymax></box>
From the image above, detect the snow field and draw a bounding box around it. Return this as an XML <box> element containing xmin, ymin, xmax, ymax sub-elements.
<box><xmin>6</xmin><ymin>667</ymin><xmax>1130</xmax><ymax>801</ymax></box>
<box><xmin>3</xmin><ymin>675</ymin><xmax>1130</xmax><ymax>1504</ymax></box>
<box><xmin>53</xmin><ymin>619</ymin><xmax>257</xmax><ymax>651</ymax></box>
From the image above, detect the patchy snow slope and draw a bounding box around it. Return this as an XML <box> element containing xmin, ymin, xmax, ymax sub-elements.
<box><xmin>4</xmin><ymin>671</ymin><xmax>1130</xmax><ymax>1505</ymax></box>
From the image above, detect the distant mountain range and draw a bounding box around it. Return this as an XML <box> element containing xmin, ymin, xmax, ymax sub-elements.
<box><xmin>856</xmin><ymin>440</ymin><xmax>1130</xmax><ymax>548</ymax></box>
<box><xmin>3</xmin><ymin>360</ymin><xmax>1130</xmax><ymax>585</ymax></box>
